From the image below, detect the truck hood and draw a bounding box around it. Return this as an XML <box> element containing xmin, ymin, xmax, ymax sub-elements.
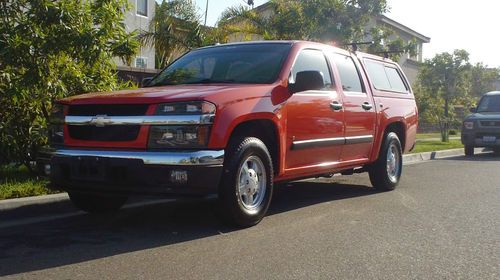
<box><xmin>59</xmin><ymin>84</ymin><xmax>276</xmax><ymax>105</ymax></box>
<box><xmin>465</xmin><ymin>112</ymin><xmax>500</xmax><ymax>121</ymax></box>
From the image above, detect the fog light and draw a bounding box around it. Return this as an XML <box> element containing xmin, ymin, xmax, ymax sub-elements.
<box><xmin>170</xmin><ymin>170</ymin><xmax>188</xmax><ymax>184</ymax></box>
<box><xmin>44</xmin><ymin>164</ymin><xmax>51</xmax><ymax>176</ymax></box>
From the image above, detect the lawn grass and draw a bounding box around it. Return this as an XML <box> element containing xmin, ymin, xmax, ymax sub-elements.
<box><xmin>410</xmin><ymin>139</ymin><xmax>464</xmax><ymax>154</ymax></box>
<box><xmin>0</xmin><ymin>165</ymin><xmax>58</xmax><ymax>200</ymax></box>
<box><xmin>416</xmin><ymin>133</ymin><xmax>442</xmax><ymax>139</ymax></box>
<box><xmin>416</xmin><ymin>132</ymin><xmax>461</xmax><ymax>140</ymax></box>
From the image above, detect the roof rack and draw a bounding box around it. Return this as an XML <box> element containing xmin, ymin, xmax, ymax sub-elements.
<box><xmin>373</xmin><ymin>50</ymin><xmax>405</xmax><ymax>59</ymax></box>
<box><xmin>342</xmin><ymin>41</ymin><xmax>374</xmax><ymax>52</ymax></box>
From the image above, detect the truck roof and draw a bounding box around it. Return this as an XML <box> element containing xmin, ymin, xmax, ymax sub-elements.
<box><xmin>484</xmin><ymin>91</ymin><xmax>500</xmax><ymax>96</ymax></box>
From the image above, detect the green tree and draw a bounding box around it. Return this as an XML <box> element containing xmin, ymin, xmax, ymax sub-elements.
<box><xmin>140</xmin><ymin>0</ymin><xmax>202</xmax><ymax>69</ymax></box>
<box><xmin>414</xmin><ymin>50</ymin><xmax>474</xmax><ymax>142</ymax></box>
<box><xmin>0</xmin><ymin>0</ymin><xmax>139</xmax><ymax>168</ymax></box>
<box><xmin>215</xmin><ymin>0</ymin><xmax>414</xmax><ymax>58</ymax></box>
<box><xmin>366</xmin><ymin>26</ymin><xmax>418</xmax><ymax>61</ymax></box>
<box><xmin>470</xmin><ymin>63</ymin><xmax>499</xmax><ymax>98</ymax></box>
<box><xmin>218</xmin><ymin>0</ymin><xmax>386</xmax><ymax>41</ymax></box>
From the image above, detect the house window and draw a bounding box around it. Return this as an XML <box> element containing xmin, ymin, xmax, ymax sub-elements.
<box><xmin>135</xmin><ymin>57</ymin><xmax>147</xmax><ymax>68</ymax></box>
<box><xmin>136</xmin><ymin>0</ymin><xmax>148</xmax><ymax>17</ymax></box>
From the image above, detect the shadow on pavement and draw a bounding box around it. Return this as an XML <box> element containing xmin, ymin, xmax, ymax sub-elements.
<box><xmin>0</xmin><ymin>179</ymin><xmax>376</xmax><ymax>276</ymax></box>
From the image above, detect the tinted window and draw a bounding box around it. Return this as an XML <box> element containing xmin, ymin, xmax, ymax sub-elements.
<box><xmin>385</xmin><ymin>67</ymin><xmax>408</xmax><ymax>92</ymax></box>
<box><xmin>364</xmin><ymin>59</ymin><xmax>409</xmax><ymax>93</ymax></box>
<box><xmin>332</xmin><ymin>53</ymin><xmax>363</xmax><ymax>92</ymax></box>
<box><xmin>148</xmin><ymin>43</ymin><xmax>291</xmax><ymax>86</ymax></box>
<box><xmin>364</xmin><ymin>60</ymin><xmax>391</xmax><ymax>90</ymax></box>
<box><xmin>290</xmin><ymin>49</ymin><xmax>332</xmax><ymax>89</ymax></box>
<box><xmin>477</xmin><ymin>95</ymin><xmax>500</xmax><ymax>112</ymax></box>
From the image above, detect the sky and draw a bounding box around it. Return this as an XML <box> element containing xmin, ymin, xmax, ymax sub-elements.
<box><xmin>187</xmin><ymin>0</ymin><xmax>499</xmax><ymax>67</ymax></box>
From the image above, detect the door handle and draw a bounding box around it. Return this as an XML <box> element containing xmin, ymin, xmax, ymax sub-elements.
<box><xmin>362</xmin><ymin>102</ymin><xmax>373</xmax><ymax>110</ymax></box>
<box><xmin>330</xmin><ymin>102</ymin><xmax>343</xmax><ymax>111</ymax></box>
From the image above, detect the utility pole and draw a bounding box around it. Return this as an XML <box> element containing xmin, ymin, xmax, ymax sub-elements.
<box><xmin>443</xmin><ymin>66</ymin><xmax>450</xmax><ymax>142</ymax></box>
<box><xmin>204</xmin><ymin>0</ymin><xmax>209</xmax><ymax>26</ymax></box>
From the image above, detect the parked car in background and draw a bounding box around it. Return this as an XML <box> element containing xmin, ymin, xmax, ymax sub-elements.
<box><xmin>462</xmin><ymin>91</ymin><xmax>500</xmax><ymax>156</ymax></box>
<box><xmin>38</xmin><ymin>41</ymin><xmax>418</xmax><ymax>226</ymax></box>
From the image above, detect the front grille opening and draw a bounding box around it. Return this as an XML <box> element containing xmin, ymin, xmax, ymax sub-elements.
<box><xmin>68</xmin><ymin>126</ymin><xmax>140</xmax><ymax>141</ymax></box>
<box><xmin>68</xmin><ymin>104</ymin><xmax>149</xmax><ymax>116</ymax></box>
<box><xmin>480</xmin><ymin>121</ymin><xmax>500</xmax><ymax>127</ymax></box>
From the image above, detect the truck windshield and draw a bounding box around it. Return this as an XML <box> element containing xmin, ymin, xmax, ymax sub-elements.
<box><xmin>477</xmin><ymin>95</ymin><xmax>500</xmax><ymax>112</ymax></box>
<box><xmin>148</xmin><ymin>43</ymin><xmax>292</xmax><ymax>86</ymax></box>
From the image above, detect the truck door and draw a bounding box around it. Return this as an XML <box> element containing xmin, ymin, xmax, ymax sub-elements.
<box><xmin>285</xmin><ymin>49</ymin><xmax>344</xmax><ymax>173</ymax></box>
<box><xmin>329</xmin><ymin>52</ymin><xmax>376</xmax><ymax>161</ymax></box>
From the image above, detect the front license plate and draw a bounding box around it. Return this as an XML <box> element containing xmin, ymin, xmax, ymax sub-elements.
<box><xmin>71</xmin><ymin>157</ymin><xmax>106</xmax><ymax>181</ymax></box>
<box><xmin>482</xmin><ymin>136</ymin><xmax>496</xmax><ymax>143</ymax></box>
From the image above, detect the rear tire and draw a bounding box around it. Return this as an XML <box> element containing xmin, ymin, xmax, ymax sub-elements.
<box><xmin>68</xmin><ymin>192</ymin><xmax>128</xmax><ymax>214</ymax></box>
<box><xmin>369</xmin><ymin>132</ymin><xmax>402</xmax><ymax>191</ymax></box>
<box><xmin>465</xmin><ymin>145</ymin><xmax>474</xmax><ymax>156</ymax></box>
<box><xmin>217</xmin><ymin>137</ymin><xmax>273</xmax><ymax>227</ymax></box>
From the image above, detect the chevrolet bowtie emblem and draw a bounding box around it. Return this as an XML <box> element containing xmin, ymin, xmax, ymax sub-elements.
<box><xmin>89</xmin><ymin>115</ymin><xmax>111</xmax><ymax>127</ymax></box>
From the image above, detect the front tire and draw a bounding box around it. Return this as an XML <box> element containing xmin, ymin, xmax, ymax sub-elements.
<box><xmin>217</xmin><ymin>137</ymin><xmax>273</xmax><ymax>227</ymax></box>
<box><xmin>369</xmin><ymin>132</ymin><xmax>402</xmax><ymax>191</ymax></box>
<box><xmin>68</xmin><ymin>192</ymin><xmax>128</xmax><ymax>214</ymax></box>
<box><xmin>465</xmin><ymin>145</ymin><xmax>474</xmax><ymax>156</ymax></box>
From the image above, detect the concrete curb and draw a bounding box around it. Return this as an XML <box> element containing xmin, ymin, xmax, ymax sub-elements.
<box><xmin>402</xmin><ymin>147</ymin><xmax>486</xmax><ymax>165</ymax></box>
<box><xmin>0</xmin><ymin>147</ymin><xmax>488</xmax><ymax>212</ymax></box>
<box><xmin>0</xmin><ymin>193</ymin><xmax>69</xmax><ymax>211</ymax></box>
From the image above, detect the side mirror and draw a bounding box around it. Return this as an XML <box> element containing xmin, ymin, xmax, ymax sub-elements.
<box><xmin>470</xmin><ymin>107</ymin><xmax>477</xmax><ymax>113</ymax></box>
<box><xmin>289</xmin><ymin>71</ymin><xmax>324</xmax><ymax>93</ymax></box>
<box><xmin>141</xmin><ymin>77</ymin><xmax>153</xmax><ymax>87</ymax></box>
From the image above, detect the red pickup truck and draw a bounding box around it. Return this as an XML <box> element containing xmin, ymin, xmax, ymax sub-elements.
<box><xmin>40</xmin><ymin>41</ymin><xmax>418</xmax><ymax>226</ymax></box>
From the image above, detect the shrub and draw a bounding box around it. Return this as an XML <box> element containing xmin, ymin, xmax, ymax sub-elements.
<box><xmin>0</xmin><ymin>0</ymin><xmax>139</xmax><ymax>169</ymax></box>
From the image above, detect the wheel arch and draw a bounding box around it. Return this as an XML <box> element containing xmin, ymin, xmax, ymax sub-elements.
<box><xmin>371</xmin><ymin>119</ymin><xmax>407</xmax><ymax>160</ymax></box>
<box><xmin>224</xmin><ymin>117</ymin><xmax>282</xmax><ymax>176</ymax></box>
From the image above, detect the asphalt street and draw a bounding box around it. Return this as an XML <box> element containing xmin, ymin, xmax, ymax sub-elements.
<box><xmin>0</xmin><ymin>153</ymin><xmax>499</xmax><ymax>279</ymax></box>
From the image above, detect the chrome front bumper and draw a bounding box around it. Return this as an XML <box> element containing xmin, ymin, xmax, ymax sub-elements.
<box><xmin>38</xmin><ymin>147</ymin><xmax>225</xmax><ymax>196</ymax></box>
<box><xmin>39</xmin><ymin>147</ymin><xmax>224</xmax><ymax>166</ymax></box>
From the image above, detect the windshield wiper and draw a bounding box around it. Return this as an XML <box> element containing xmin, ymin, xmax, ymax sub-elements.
<box><xmin>148</xmin><ymin>81</ymin><xmax>176</xmax><ymax>87</ymax></box>
<box><xmin>184</xmin><ymin>79</ymin><xmax>236</xmax><ymax>84</ymax></box>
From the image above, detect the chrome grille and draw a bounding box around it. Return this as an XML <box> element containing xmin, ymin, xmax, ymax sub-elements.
<box><xmin>68</xmin><ymin>104</ymin><xmax>149</xmax><ymax>116</ymax></box>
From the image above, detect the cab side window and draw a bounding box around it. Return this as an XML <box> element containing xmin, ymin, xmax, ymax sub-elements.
<box><xmin>364</xmin><ymin>59</ymin><xmax>409</xmax><ymax>93</ymax></box>
<box><xmin>331</xmin><ymin>53</ymin><xmax>364</xmax><ymax>93</ymax></box>
<box><xmin>290</xmin><ymin>49</ymin><xmax>333</xmax><ymax>90</ymax></box>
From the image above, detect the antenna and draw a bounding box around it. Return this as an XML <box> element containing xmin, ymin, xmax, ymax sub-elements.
<box><xmin>342</xmin><ymin>41</ymin><xmax>374</xmax><ymax>52</ymax></box>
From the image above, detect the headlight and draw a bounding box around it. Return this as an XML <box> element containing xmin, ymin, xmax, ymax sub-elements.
<box><xmin>148</xmin><ymin>125</ymin><xmax>211</xmax><ymax>148</ymax></box>
<box><xmin>49</xmin><ymin>103</ymin><xmax>65</xmax><ymax>145</ymax></box>
<box><xmin>156</xmin><ymin>101</ymin><xmax>216</xmax><ymax>116</ymax></box>
<box><xmin>148</xmin><ymin>101</ymin><xmax>215</xmax><ymax>149</ymax></box>
<box><xmin>463</xmin><ymin>121</ymin><xmax>474</xmax><ymax>130</ymax></box>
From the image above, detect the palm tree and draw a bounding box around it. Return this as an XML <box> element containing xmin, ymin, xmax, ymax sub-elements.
<box><xmin>216</xmin><ymin>4</ymin><xmax>272</xmax><ymax>43</ymax></box>
<box><xmin>139</xmin><ymin>0</ymin><xmax>202</xmax><ymax>69</ymax></box>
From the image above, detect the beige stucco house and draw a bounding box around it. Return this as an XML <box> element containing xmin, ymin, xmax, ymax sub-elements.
<box><xmin>115</xmin><ymin>0</ymin><xmax>158</xmax><ymax>81</ymax></box>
